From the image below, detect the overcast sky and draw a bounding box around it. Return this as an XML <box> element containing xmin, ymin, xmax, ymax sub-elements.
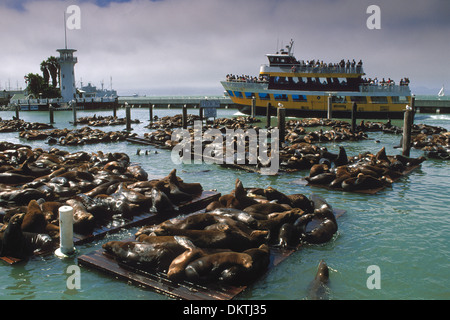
<box><xmin>1</xmin><ymin>0</ymin><xmax>449</xmax><ymax>96</ymax></box>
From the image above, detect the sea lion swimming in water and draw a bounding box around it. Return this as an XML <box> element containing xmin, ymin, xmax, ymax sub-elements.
<box><xmin>307</xmin><ymin>260</ymin><xmax>330</xmax><ymax>300</ymax></box>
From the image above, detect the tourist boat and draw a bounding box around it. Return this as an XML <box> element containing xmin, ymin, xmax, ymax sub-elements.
<box><xmin>221</xmin><ymin>39</ymin><xmax>412</xmax><ymax>119</ymax></box>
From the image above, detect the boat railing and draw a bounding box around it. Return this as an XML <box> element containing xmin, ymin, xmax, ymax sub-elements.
<box><xmin>360</xmin><ymin>84</ymin><xmax>411</xmax><ymax>94</ymax></box>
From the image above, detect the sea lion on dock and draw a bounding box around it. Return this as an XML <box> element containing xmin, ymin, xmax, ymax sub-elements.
<box><xmin>308</xmin><ymin>260</ymin><xmax>330</xmax><ymax>300</ymax></box>
<box><xmin>102</xmin><ymin>240</ymin><xmax>186</xmax><ymax>272</ymax></box>
<box><xmin>65</xmin><ymin>198</ymin><xmax>95</xmax><ymax>233</ymax></box>
<box><xmin>233</xmin><ymin>179</ymin><xmax>258</xmax><ymax>209</ymax></box>
<box><xmin>149</xmin><ymin>186</ymin><xmax>177</xmax><ymax>214</ymax></box>
<box><xmin>21</xmin><ymin>200</ymin><xmax>47</xmax><ymax>234</ymax></box>
<box><xmin>0</xmin><ymin>213</ymin><xmax>52</xmax><ymax>259</ymax></box>
<box><xmin>276</xmin><ymin>223</ymin><xmax>300</xmax><ymax>248</ymax></box>
<box><xmin>167</xmin><ymin>169</ymin><xmax>203</xmax><ymax>195</ymax></box>
<box><xmin>294</xmin><ymin>197</ymin><xmax>337</xmax><ymax>245</ymax></box>
<box><xmin>184</xmin><ymin>251</ymin><xmax>253</xmax><ymax>282</ymax></box>
<box><xmin>219</xmin><ymin>244</ymin><xmax>270</xmax><ymax>285</ymax></box>
<box><xmin>243</xmin><ymin>202</ymin><xmax>292</xmax><ymax>216</ymax></box>
<box><xmin>334</xmin><ymin>146</ymin><xmax>348</xmax><ymax>167</ymax></box>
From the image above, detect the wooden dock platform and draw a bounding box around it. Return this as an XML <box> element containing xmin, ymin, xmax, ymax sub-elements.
<box><xmin>77</xmin><ymin>207</ymin><xmax>345</xmax><ymax>300</ymax></box>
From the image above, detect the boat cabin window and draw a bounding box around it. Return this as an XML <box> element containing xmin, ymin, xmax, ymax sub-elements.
<box><xmin>245</xmin><ymin>92</ymin><xmax>255</xmax><ymax>99</ymax></box>
<box><xmin>350</xmin><ymin>96</ymin><xmax>367</xmax><ymax>103</ymax></box>
<box><xmin>391</xmin><ymin>96</ymin><xmax>409</xmax><ymax>103</ymax></box>
<box><xmin>332</xmin><ymin>96</ymin><xmax>347</xmax><ymax>103</ymax></box>
<box><xmin>274</xmin><ymin>94</ymin><xmax>288</xmax><ymax>101</ymax></box>
<box><xmin>227</xmin><ymin>90</ymin><xmax>234</xmax><ymax>97</ymax></box>
<box><xmin>292</xmin><ymin>94</ymin><xmax>307</xmax><ymax>102</ymax></box>
<box><xmin>370</xmin><ymin>96</ymin><xmax>388</xmax><ymax>103</ymax></box>
<box><xmin>259</xmin><ymin>93</ymin><xmax>270</xmax><ymax>100</ymax></box>
<box><xmin>233</xmin><ymin>91</ymin><xmax>243</xmax><ymax>98</ymax></box>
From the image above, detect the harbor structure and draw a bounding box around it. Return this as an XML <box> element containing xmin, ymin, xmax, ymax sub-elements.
<box><xmin>57</xmin><ymin>48</ymin><xmax>77</xmax><ymax>103</ymax></box>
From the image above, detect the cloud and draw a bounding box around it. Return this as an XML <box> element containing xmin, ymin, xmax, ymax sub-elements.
<box><xmin>0</xmin><ymin>0</ymin><xmax>449</xmax><ymax>95</ymax></box>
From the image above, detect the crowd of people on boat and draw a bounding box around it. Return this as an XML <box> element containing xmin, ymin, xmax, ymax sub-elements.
<box><xmin>361</xmin><ymin>77</ymin><xmax>410</xmax><ymax>86</ymax></box>
<box><xmin>225</xmin><ymin>74</ymin><xmax>269</xmax><ymax>83</ymax></box>
<box><xmin>292</xmin><ymin>59</ymin><xmax>364</xmax><ymax>74</ymax></box>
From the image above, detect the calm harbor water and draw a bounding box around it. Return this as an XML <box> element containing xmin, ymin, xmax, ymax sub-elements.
<box><xmin>0</xmin><ymin>107</ymin><xmax>449</xmax><ymax>300</ymax></box>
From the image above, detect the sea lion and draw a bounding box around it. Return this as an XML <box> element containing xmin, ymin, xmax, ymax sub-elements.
<box><xmin>102</xmin><ymin>240</ymin><xmax>186</xmax><ymax>272</ymax></box>
<box><xmin>276</xmin><ymin>223</ymin><xmax>300</xmax><ymax>248</ymax></box>
<box><xmin>184</xmin><ymin>251</ymin><xmax>253</xmax><ymax>282</ymax></box>
<box><xmin>233</xmin><ymin>179</ymin><xmax>258</xmax><ymax>209</ymax></box>
<box><xmin>243</xmin><ymin>202</ymin><xmax>292</xmax><ymax>216</ymax></box>
<box><xmin>153</xmin><ymin>224</ymin><xmax>263</xmax><ymax>251</ymax></box>
<box><xmin>263</xmin><ymin>187</ymin><xmax>292</xmax><ymax>205</ymax></box>
<box><xmin>287</xmin><ymin>194</ymin><xmax>314</xmax><ymax>212</ymax></box>
<box><xmin>21</xmin><ymin>200</ymin><xmax>47</xmax><ymax>234</ymax></box>
<box><xmin>0</xmin><ymin>213</ymin><xmax>52</xmax><ymax>259</ymax></box>
<box><xmin>219</xmin><ymin>244</ymin><xmax>270</xmax><ymax>285</ymax></box>
<box><xmin>65</xmin><ymin>198</ymin><xmax>95</xmax><ymax>234</ymax></box>
<box><xmin>209</xmin><ymin>208</ymin><xmax>258</xmax><ymax>227</ymax></box>
<box><xmin>167</xmin><ymin>169</ymin><xmax>203</xmax><ymax>195</ymax></box>
<box><xmin>149</xmin><ymin>187</ymin><xmax>177</xmax><ymax>214</ymax></box>
<box><xmin>294</xmin><ymin>196</ymin><xmax>337</xmax><ymax>244</ymax></box>
<box><xmin>334</xmin><ymin>146</ymin><xmax>348</xmax><ymax>167</ymax></box>
<box><xmin>308</xmin><ymin>260</ymin><xmax>330</xmax><ymax>300</ymax></box>
<box><xmin>167</xmin><ymin>236</ymin><xmax>205</xmax><ymax>282</ymax></box>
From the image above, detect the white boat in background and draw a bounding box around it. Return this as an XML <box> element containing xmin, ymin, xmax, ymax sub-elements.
<box><xmin>438</xmin><ymin>85</ymin><xmax>445</xmax><ymax>97</ymax></box>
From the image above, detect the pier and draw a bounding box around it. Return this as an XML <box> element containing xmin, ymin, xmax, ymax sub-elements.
<box><xmin>117</xmin><ymin>95</ymin><xmax>238</xmax><ymax>109</ymax></box>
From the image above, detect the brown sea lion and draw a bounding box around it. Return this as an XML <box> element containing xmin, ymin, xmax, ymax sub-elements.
<box><xmin>21</xmin><ymin>200</ymin><xmax>47</xmax><ymax>234</ymax></box>
<box><xmin>287</xmin><ymin>194</ymin><xmax>314</xmax><ymax>212</ymax></box>
<box><xmin>0</xmin><ymin>213</ymin><xmax>52</xmax><ymax>259</ymax></box>
<box><xmin>184</xmin><ymin>251</ymin><xmax>253</xmax><ymax>282</ymax></box>
<box><xmin>219</xmin><ymin>244</ymin><xmax>271</xmax><ymax>285</ymax></box>
<box><xmin>233</xmin><ymin>179</ymin><xmax>258</xmax><ymax>209</ymax></box>
<box><xmin>243</xmin><ymin>202</ymin><xmax>292</xmax><ymax>216</ymax></box>
<box><xmin>65</xmin><ymin>198</ymin><xmax>95</xmax><ymax>233</ymax></box>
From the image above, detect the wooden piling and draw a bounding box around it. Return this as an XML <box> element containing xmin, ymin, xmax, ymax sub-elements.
<box><xmin>351</xmin><ymin>102</ymin><xmax>357</xmax><ymax>132</ymax></box>
<box><xmin>327</xmin><ymin>94</ymin><xmax>332</xmax><ymax>120</ymax></box>
<box><xmin>15</xmin><ymin>104</ymin><xmax>19</xmax><ymax>120</ymax></box>
<box><xmin>251</xmin><ymin>97</ymin><xmax>256</xmax><ymax>118</ymax></box>
<box><xmin>182</xmin><ymin>104</ymin><xmax>187</xmax><ymax>129</ymax></box>
<box><xmin>402</xmin><ymin>106</ymin><xmax>413</xmax><ymax>157</ymax></box>
<box><xmin>149</xmin><ymin>104</ymin><xmax>154</xmax><ymax>124</ymax></box>
<box><xmin>113</xmin><ymin>102</ymin><xmax>117</xmax><ymax>117</ymax></box>
<box><xmin>49</xmin><ymin>105</ymin><xmax>54</xmax><ymax>124</ymax></box>
<box><xmin>410</xmin><ymin>94</ymin><xmax>416</xmax><ymax>126</ymax></box>
<box><xmin>277</xmin><ymin>106</ymin><xmax>286</xmax><ymax>143</ymax></box>
<box><xmin>72</xmin><ymin>101</ymin><xmax>77</xmax><ymax>125</ymax></box>
<box><xmin>126</xmin><ymin>104</ymin><xmax>131</xmax><ymax>131</ymax></box>
<box><xmin>199</xmin><ymin>106</ymin><xmax>203</xmax><ymax>122</ymax></box>
<box><xmin>266</xmin><ymin>102</ymin><xmax>272</xmax><ymax>128</ymax></box>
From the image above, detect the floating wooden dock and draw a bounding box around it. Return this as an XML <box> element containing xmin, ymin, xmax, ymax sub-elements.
<box><xmin>78</xmin><ymin>208</ymin><xmax>345</xmax><ymax>300</ymax></box>
<box><xmin>0</xmin><ymin>191</ymin><xmax>220</xmax><ymax>265</ymax></box>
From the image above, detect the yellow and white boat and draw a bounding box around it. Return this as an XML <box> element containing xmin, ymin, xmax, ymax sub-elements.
<box><xmin>221</xmin><ymin>40</ymin><xmax>411</xmax><ymax>119</ymax></box>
